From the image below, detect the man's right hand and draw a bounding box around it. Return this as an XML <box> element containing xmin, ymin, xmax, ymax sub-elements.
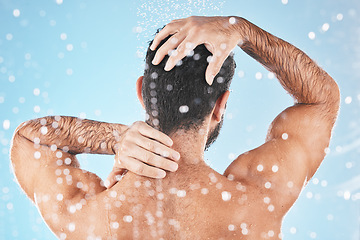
<box><xmin>150</xmin><ymin>16</ymin><xmax>242</xmax><ymax>85</ymax></box>
<box><xmin>105</xmin><ymin>121</ymin><xmax>180</xmax><ymax>188</ymax></box>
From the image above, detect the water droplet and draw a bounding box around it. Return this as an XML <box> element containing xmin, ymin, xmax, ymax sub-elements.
<box><xmin>257</xmin><ymin>164</ymin><xmax>264</xmax><ymax>172</ymax></box>
<box><xmin>306</xmin><ymin>191</ymin><xmax>313</xmax><ymax>199</ymax></box>
<box><xmin>123</xmin><ymin>215</ymin><xmax>133</xmax><ymax>222</ymax></box>
<box><xmin>64</xmin><ymin>158</ymin><xmax>72</xmax><ymax>165</ymax></box>
<box><xmin>66</xmin><ymin>44</ymin><xmax>73</xmax><ymax>51</ymax></box>
<box><xmin>7</xmin><ymin>202</ymin><xmax>13</xmax><ymax>210</ymax></box>
<box><xmin>6</xmin><ymin>33</ymin><xmax>13</xmax><ymax>41</ymax></box>
<box><xmin>308</xmin><ymin>32</ymin><xmax>316</xmax><ymax>40</ymax></box>
<box><xmin>229</xmin><ymin>17</ymin><xmax>236</xmax><ymax>24</ymax></box>
<box><xmin>272</xmin><ymin>165</ymin><xmax>279</xmax><ymax>173</ymax></box>
<box><xmin>265</xmin><ymin>182</ymin><xmax>271</xmax><ymax>189</ymax></box>
<box><xmin>13</xmin><ymin>9</ymin><xmax>20</xmax><ymax>17</ymax></box>
<box><xmin>193</xmin><ymin>53</ymin><xmax>200</xmax><ymax>61</ymax></box>
<box><xmin>321</xmin><ymin>23</ymin><xmax>330</xmax><ymax>32</ymax></box>
<box><xmin>3</xmin><ymin>120</ymin><xmax>10</xmax><ymax>130</ymax></box>
<box><xmin>66</xmin><ymin>68</ymin><xmax>73</xmax><ymax>75</ymax></box>
<box><xmin>267</xmin><ymin>72</ymin><xmax>275</xmax><ymax>79</ymax></box>
<box><xmin>9</xmin><ymin>75</ymin><xmax>15</xmax><ymax>82</ymax></box>
<box><xmin>264</xmin><ymin>196</ymin><xmax>270</xmax><ymax>204</ymax></box>
<box><xmin>345</xmin><ymin>96</ymin><xmax>352</xmax><ymax>104</ymax></box>
<box><xmin>34</xmin><ymin>151</ymin><xmax>41</xmax><ymax>159</ymax></box>
<box><xmin>60</xmin><ymin>33</ymin><xmax>67</xmax><ymax>40</ymax></box>
<box><xmin>221</xmin><ymin>191</ymin><xmax>231</xmax><ymax>201</ymax></box>
<box><xmin>57</xmin><ymin>194</ymin><xmax>63</xmax><ymax>201</ymax></box>
<box><xmin>312</xmin><ymin>178</ymin><xmax>319</xmax><ymax>185</ymax></box>
<box><xmin>228</xmin><ymin>224</ymin><xmax>235</xmax><ymax>231</ymax></box>
<box><xmin>343</xmin><ymin>191</ymin><xmax>351</xmax><ymax>200</ymax></box>
<box><xmin>151</xmin><ymin>72</ymin><xmax>158</xmax><ymax>79</ymax></box>
<box><xmin>201</xmin><ymin>188</ymin><xmax>209</xmax><ymax>195</ymax></box>
<box><xmin>179</xmin><ymin>105</ymin><xmax>189</xmax><ymax>113</ymax></box>
<box><xmin>282</xmin><ymin>133</ymin><xmax>288</xmax><ymax>140</ymax></box>
<box><xmin>268</xmin><ymin>204</ymin><xmax>275</xmax><ymax>212</ymax></box>
<box><xmin>217</xmin><ymin>77</ymin><xmax>224</xmax><ymax>83</ymax></box>
<box><xmin>336</xmin><ymin>13</ymin><xmax>343</xmax><ymax>21</ymax></box>
<box><xmin>111</xmin><ymin>221</ymin><xmax>119</xmax><ymax>229</ymax></box>
<box><xmin>177</xmin><ymin>190</ymin><xmax>186</xmax><ymax>198</ymax></box>
<box><xmin>255</xmin><ymin>72</ymin><xmax>263</xmax><ymax>80</ymax></box>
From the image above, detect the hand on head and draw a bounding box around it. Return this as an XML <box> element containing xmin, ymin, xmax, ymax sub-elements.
<box><xmin>150</xmin><ymin>16</ymin><xmax>241</xmax><ymax>85</ymax></box>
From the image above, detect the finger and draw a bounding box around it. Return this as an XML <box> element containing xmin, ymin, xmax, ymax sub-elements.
<box><xmin>205</xmin><ymin>49</ymin><xmax>232</xmax><ymax>85</ymax></box>
<box><xmin>152</xmin><ymin>33</ymin><xmax>186</xmax><ymax>66</ymax></box>
<box><xmin>164</xmin><ymin>36</ymin><xmax>200</xmax><ymax>71</ymax></box>
<box><xmin>126</xmin><ymin>145</ymin><xmax>178</xmax><ymax>172</ymax></box>
<box><xmin>136</xmin><ymin>122</ymin><xmax>174</xmax><ymax>147</ymax></box>
<box><xmin>119</xmin><ymin>155</ymin><xmax>167</xmax><ymax>178</ymax></box>
<box><xmin>150</xmin><ymin>22</ymin><xmax>181</xmax><ymax>52</ymax></box>
<box><xmin>105</xmin><ymin>168</ymin><xmax>126</xmax><ymax>188</ymax></box>
<box><xmin>132</xmin><ymin>134</ymin><xmax>180</xmax><ymax>161</ymax></box>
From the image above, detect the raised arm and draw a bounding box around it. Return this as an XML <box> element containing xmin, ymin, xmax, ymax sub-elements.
<box><xmin>150</xmin><ymin>16</ymin><xmax>340</xmax><ymax>207</ymax></box>
<box><xmin>11</xmin><ymin>116</ymin><xmax>179</xmax><ymax>200</ymax></box>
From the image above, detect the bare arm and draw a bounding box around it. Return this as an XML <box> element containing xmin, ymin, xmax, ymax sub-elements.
<box><xmin>17</xmin><ymin>116</ymin><xmax>126</xmax><ymax>155</ymax></box>
<box><xmin>11</xmin><ymin>116</ymin><xmax>179</xmax><ymax>200</ymax></box>
<box><xmin>225</xmin><ymin>17</ymin><xmax>340</xmax><ymax>179</ymax></box>
<box><xmin>150</xmin><ymin>16</ymin><xmax>340</xmax><ymax>208</ymax></box>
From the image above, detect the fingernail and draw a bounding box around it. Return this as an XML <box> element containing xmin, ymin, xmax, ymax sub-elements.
<box><xmin>158</xmin><ymin>171</ymin><xmax>166</xmax><ymax>178</ymax></box>
<box><xmin>150</xmin><ymin>44</ymin><xmax>155</xmax><ymax>51</ymax></box>
<box><xmin>104</xmin><ymin>179</ymin><xmax>110</xmax><ymax>188</ymax></box>
<box><xmin>207</xmin><ymin>74</ymin><xmax>215</xmax><ymax>85</ymax></box>
<box><xmin>164</xmin><ymin>61</ymin><xmax>172</xmax><ymax>71</ymax></box>
<box><xmin>167</xmin><ymin>139</ymin><xmax>173</xmax><ymax>146</ymax></box>
<box><xmin>173</xmin><ymin>152</ymin><xmax>180</xmax><ymax>161</ymax></box>
<box><xmin>152</xmin><ymin>56</ymin><xmax>158</xmax><ymax>65</ymax></box>
<box><xmin>170</xmin><ymin>163</ymin><xmax>178</xmax><ymax>172</ymax></box>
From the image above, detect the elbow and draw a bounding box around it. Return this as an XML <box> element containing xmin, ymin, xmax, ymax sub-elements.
<box><xmin>331</xmin><ymin>80</ymin><xmax>341</xmax><ymax>106</ymax></box>
<box><xmin>326</xmin><ymin>77</ymin><xmax>341</xmax><ymax>113</ymax></box>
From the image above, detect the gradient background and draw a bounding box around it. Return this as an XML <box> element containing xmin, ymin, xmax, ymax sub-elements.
<box><xmin>0</xmin><ymin>0</ymin><xmax>359</xmax><ymax>239</ymax></box>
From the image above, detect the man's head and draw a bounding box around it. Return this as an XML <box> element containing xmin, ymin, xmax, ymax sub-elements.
<box><xmin>137</xmin><ymin>34</ymin><xmax>236</xmax><ymax>149</ymax></box>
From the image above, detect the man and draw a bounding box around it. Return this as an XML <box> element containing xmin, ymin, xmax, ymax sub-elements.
<box><xmin>10</xmin><ymin>16</ymin><xmax>339</xmax><ymax>239</ymax></box>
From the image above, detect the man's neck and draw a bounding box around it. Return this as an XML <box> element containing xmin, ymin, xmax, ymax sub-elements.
<box><xmin>169</xmin><ymin>128</ymin><xmax>208</xmax><ymax>169</ymax></box>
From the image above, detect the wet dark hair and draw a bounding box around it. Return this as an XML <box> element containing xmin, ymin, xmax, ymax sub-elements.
<box><xmin>142</xmin><ymin>33</ymin><xmax>236</xmax><ymax>135</ymax></box>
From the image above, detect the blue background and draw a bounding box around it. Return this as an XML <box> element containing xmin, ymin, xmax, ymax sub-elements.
<box><xmin>0</xmin><ymin>0</ymin><xmax>359</xmax><ymax>239</ymax></box>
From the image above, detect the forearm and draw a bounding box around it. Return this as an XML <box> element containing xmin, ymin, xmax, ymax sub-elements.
<box><xmin>234</xmin><ymin>17</ymin><xmax>340</xmax><ymax>108</ymax></box>
<box><xmin>16</xmin><ymin>116</ymin><xmax>128</xmax><ymax>155</ymax></box>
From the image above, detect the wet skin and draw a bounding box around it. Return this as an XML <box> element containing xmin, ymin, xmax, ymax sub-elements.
<box><xmin>10</xmin><ymin>16</ymin><xmax>340</xmax><ymax>239</ymax></box>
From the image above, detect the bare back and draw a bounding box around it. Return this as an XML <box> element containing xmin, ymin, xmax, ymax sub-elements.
<box><xmin>78</xmin><ymin>162</ymin><xmax>291</xmax><ymax>239</ymax></box>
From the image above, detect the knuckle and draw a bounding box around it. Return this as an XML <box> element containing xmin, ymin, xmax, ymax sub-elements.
<box><xmin>132</xmin><ymin>121</ymin><xmax>142</xmax><ymax>129</ymax></box>
<box><xmin>147</xmin><ymin>142</ymin><xmax>154</xmax><ymax>151</ymax></box>
<box><xmin>121</xmin><ymin>141</ymin><xmax>131</xmax><ymax>152</ymax></box>
<box><xmin>134</xmin><ymin>164</ymin><xmax>144</xmax><ymax>175</ymax></box>
<box><xmin>145</xmin><ymin>153</ymin><xmax>154</xmax><ymax>164</ymax></box>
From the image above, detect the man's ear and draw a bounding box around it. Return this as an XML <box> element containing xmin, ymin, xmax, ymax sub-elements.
<box><xmin>213</xmin><ymin>90</ymin><xmax>230</xmax><ymax>122</ymax></box>
<box><xmin>136</xmin><ymin>76</ymin><xmax>145</xmax><ymax>109</ymax></box>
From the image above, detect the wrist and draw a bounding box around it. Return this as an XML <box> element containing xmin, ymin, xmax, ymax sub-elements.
<box><xmin>229</xmin><ymin>16</ymin><xmax>248</xmax><ymax>47</ymax></box>
<box><xmin>110</xmin><ymin>124</ymin><xmax>129</xmax><ymax>154</ymax></box>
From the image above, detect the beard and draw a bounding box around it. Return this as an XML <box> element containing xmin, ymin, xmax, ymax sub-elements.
<box><xmin>204</xmin><ymin>115</ymin><xmax>224</xmax><ymax>151</ymax></box>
